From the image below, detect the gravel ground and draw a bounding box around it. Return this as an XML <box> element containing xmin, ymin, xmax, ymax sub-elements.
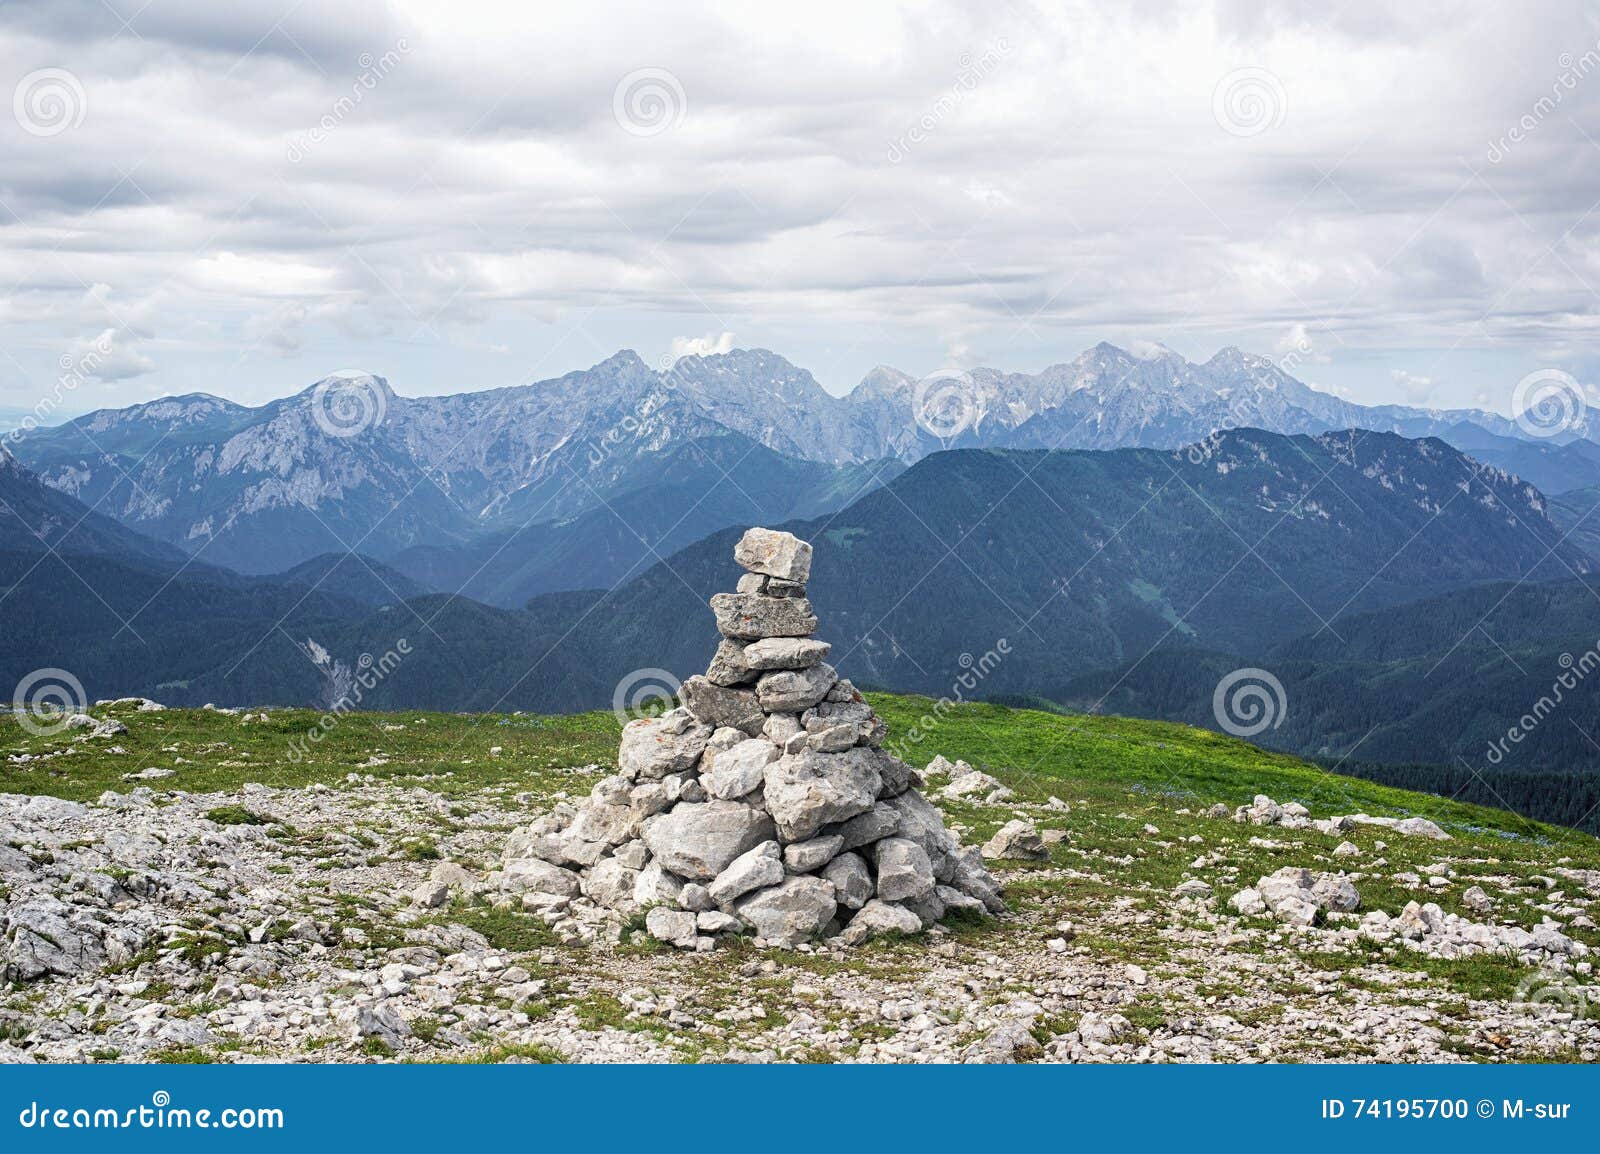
<box><xmin>3</xmin><ymin>769</ymin><xmax>1596</xmax><ymax>1064</ymax></box>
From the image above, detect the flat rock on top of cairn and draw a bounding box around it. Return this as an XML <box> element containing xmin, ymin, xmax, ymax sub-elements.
<box><xmin>500</xmin><ymin>526</ymin><xmax>1005</xmax><ymax>949</ymax></box>
<box><xmin>733</xmin><ymin>526</ymin><xmax>813</xmax><ymax>582</ymax></box>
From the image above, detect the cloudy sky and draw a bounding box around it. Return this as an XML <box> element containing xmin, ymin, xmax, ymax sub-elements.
<box><xmin>2</xmin><ymin>0</ymin><xmax>1598</xmax><ymax>420</ymax></box>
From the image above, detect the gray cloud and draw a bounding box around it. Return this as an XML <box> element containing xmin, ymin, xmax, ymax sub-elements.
<box><xmin>1</xmin><ymin>0</ymin><xmax>1597</xmax><ymax>412</ymax></box>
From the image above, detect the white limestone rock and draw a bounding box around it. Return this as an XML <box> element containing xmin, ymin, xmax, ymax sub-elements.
<box><xmin>1251</xmin><ymin>866</ymin><xmax>1361</xmax><ymax>926</ymax></box>
<box><xmin>733</xmin><ymin>527</ymin><xmax>813</xmax><ymax>582</ymax></box>
<box><xmin>500</xmin><ymin>859</ymin><xmax>582</xmax><ymax>898</ymax></box>
<box><xmin>755</xmin><ymin>664</ymin><xmax>837</xmax><ymax>712</ymax></box>
<box><xmin>742</xmin><ymin>637</ymin><xmax>831</xmax><ymax>671</ymax></box>
<box><xmin>762</xmin><ymin>747</ymin><xmax>882</xmax><ymax>841</ymax></box>
<box><xmin>734</xmin><ymin>876</ymin><xmax>837</xmax><ymax>946</ymax></box>
<box><xmin>634</xmin><ymin>861</ymin><xmax>686</xmax><ymax>907</ymax></box>
<box><xmin>701</xmin><ymin>738</ymin><xmax>778</xmax><ymax>801</ymax></box>
<box><xmin>949</xmin><ymin>846</ymin><xmax>1007</xmax><ymax>914</ymax></box>
<box><xmin>940</xmin><ymin>760</ymin><xmax>1005</xmax><ymax>800</ymax></box>
<box><xmin>618</xmin><ymin>712</ymin><xmax>713</xmax><ymax>781</ymax></box>
<box><xmin>1229</xmin><ymin>887</ymin><xmax>1267</xmax><ymax>915</ymax></box>
<box><xmin>678</xmin><ymin>883</ymin><xmax>714</xmax><ymax>912</ymax></box>
<box><xmin>696</xmin><ymin>910</ymin><xmax>743</xmax><ymax>935</ymax></box>
<box><xmin>705</xmin><ymin>639</ymin><xmax>753</xmax><ymax>686</ymax></box>
<box><xmin>885</xmin><ymin>789</ymin><xmax>962</xmax><ymax>880</ymax></box>
<box><xmin>707</xmin><ymin>841</ymin><xmax>784</xmax><ymax>905</ymax></box>
<box><xmin>645</xmin><ymin>907</ymin><xmax>699</xmax><ymax>949</ymax></box>
<box><xmin>640</xmin><ymin>801</ymin><xmax>776</xmax><ymax>881</ymax></box>
<box><xmin>581</xmin><ymin>858</ymin><xmax>641</xmax><ymax>912</ymax></box>
<box><xmin>613</xmin><ymin>839</ymin><xmax>650</xmax><ymax>870</ymax></box>
<box><xmin>679</xmin><ymin>676</ymin><xmax>765</xmax><ymax>736</ymax></box>
<box><xmin>709</xmin><ymin>593</ymin><xmax>818</xmax><ymax>640</ymax></box>
<box><xmin>783</xmin><ymin>833</ymin><xmax>845</xmax><ymax>873</ymax></box>
<box><xmin>875</xmin><ymin>837</ymin><xmax>936</xmax><ymax>903</ymax></box>
<box><xmin>980</xmin><ymin>819</ymin><xmax>1049</xmax><ymax>862</ymax></box>
<box><xmin>820</xmin><ymin>851</ymin><xmax>874</xmax><ymax>910</ymax></box>
<box><xmin>835</xmin><ymin>803</ymin><xmax>901</xmax><ymax>851</ymax></box>
<box><xmin>762</xmin><ymin>712</ymin><xmax>803</xmax><ymax>745</ymax></box>
<box><xmin>838</xmin><ymin>899</ymin><xmax>921</xmax><ymax>945</ymax></box>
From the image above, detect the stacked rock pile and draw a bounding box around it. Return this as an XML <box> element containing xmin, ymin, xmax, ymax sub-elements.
<box><xmin>501</xmin><ymin>527</ymin><xmax>1004</xmax><ymax>949</ymax></box>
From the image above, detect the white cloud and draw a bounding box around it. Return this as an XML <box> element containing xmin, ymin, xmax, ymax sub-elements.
<box><xmin>1274</xmin><ymin>326</ymin><xmax>1302</xmax><ymax>357</ymax></box>
<box><xmin>1128</xmin><ymin>340</ymin><xmax>1175</xmax><ymax>361</ymax></box>
<box><xmin>1389</xmin><ymin>369</ymin><xmax>1437</xmax><ymax>404</ymax></box>
<box><xmin>70</xmin><ymin>328</ymin><xmax>155</xmax><ymax>382</ymax></box>
<box><xmin>668</xmin><ymin>331</ymin><xmax>736</xmax><ymax>362</ymax></box>
<box><xmin>244</xmin><ymin>303</ymin><xmax>310</xmax><ymax>356</ymax></box>
<box><xmin>943</xmin><ymin>341</ymin><xmax>982</xmax><ymax>368</ymax></box>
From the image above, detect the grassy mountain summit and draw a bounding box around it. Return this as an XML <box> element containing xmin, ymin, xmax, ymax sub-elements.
<box><xmin>0</xmin><ymin>694</ymin><xmax>1573</xmax><ymax>844</ymax></box>
<box><xmin>0</xmin><ymin>695</ymin><xmax>1595</xmax><ymax>1063</ymax></box>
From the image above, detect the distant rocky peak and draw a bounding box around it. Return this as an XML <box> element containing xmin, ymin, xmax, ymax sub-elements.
<box><xmin>1126</xmin><ymin>339</ymin><xmax>1184</xmax><ymax>361</ymax></box>
<box><xmin>129</xmin><ymin>392</ymin><xmax>242</xmax><ymax>419</ymax></box>
<box><xmin>844</xmin><ymin>371</ymin><xmax>921</xmax><ymax>408</ymax></box>
<box><xmin>595</xmin><ymin>348</ymin><xmax>651</xmax><ymax>375</ymax></box>
<box><xmin>668</xmin><ymin>347</ymin><xmax>828</xmax><ymax>395</ymax></box>
<box><xmin>293</xmin><ymin>369</ymin><xmax>394</xmax><ymax>400</ymax></box>
<box><xmin>1204</xmin><ymin>345</ymin><xmax>1253</xmax><ymax>367</ymax></box>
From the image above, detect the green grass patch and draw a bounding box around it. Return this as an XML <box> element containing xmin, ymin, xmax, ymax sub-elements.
<box><xmin>445</xmin><ymin>1042</ymin><xmax>563</xmax><ymax>1064</ymax></box>
<box><xmin>398</xmin><ymin>837</ymin><xmax>441</xmax><ymax>861</ymax></box>
<box><xmin>204</xmin><ymin>805</ymin><xmax>267</xmax><ymax>826</ymax></box>
<box><xmin>152</xmin><ymin>1046</ymin><xmax>215</xmax><ymax>1064</ymax></box>
<box><xmin>436</xmin><ymin>902</ymin><xmax>559</xmax><ymax>953</ymax></box>
<box><xmin>0</xmin><ymin>703</ymin><xmax>621</xmax><ymax>802</ymax></box>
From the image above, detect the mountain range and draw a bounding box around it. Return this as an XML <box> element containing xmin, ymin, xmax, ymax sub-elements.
<box><xmin>12</xmin><ymin>344</ymin><xmax>1600</xmax><ymax>603</ymax></box>
<box><xmin>7</xmin><ymin>339</ymin><xmax>1600</xmax><ymax>825</ymax></box>
<box><xmin>6</xmin><ymin>424</ymin><xmax>1580</xmax><ymax>705</ymax></box>
<box><xmin>463</xmin><ymin>428</ymin><xmax>1589</xmax><ymax>712</ymax></box>
<box><xmin>5</xmin><ymin>414</ymin><xmax>1599</xmax><ymax>830</ymax></box>
<box><xmin>1050</xmin><ymin>568</ymin><xmax>1600</xmax><ymax>785</ymax></box>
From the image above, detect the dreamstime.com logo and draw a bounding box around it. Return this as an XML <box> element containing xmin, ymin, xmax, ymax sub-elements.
<box><xmin>16</xmin><ymin>1089</ymin><xmax>284</xmax><ymax>1131</ymax></box>
<box><xmin>13</xmin><ymin>68</ymin><xmax>86</xmax><ymax>137</ymax></box>
<box><xmin>1211</xmin><ymin>667</ymin><xmax>1287</xmax><ymax>738</ymax></box>
<box><xmin>5</xmin><ymin>332</ymin><xmax>116</xmax><ymax>446</ymax></box>
<box><xmin>1487</xmin><ymin>41</ymin><xmax>1600</xmax><ymax>163</ymax></box>
<box><xmin>286</xmin><ymin>40</ymin><xmax>411</xmax><ymax>163</ymax></box>
<box><xmin>613</xmin><ymin>667</ymin><xmax>682</xmax><ymax>725</ymax></box>
<box><xmin>1212</xmin><ymin>67</ymin><xmax>1286</xmax><ymax>137</ymax></box>
<box><xmin>912</xmin><ymin>369</ymin><xmax>979</xmax><ymax>440</ymax></box>
<box><xmin>1513</xmin><ymin>971</ymin><xmax>1592</xmax><ymax>1018</ymax></box>
<box><xmin>584</xmin><ymin>354</ymin><xmax>686</xmax><ymax>467</ymax></box>
<box><xmin>612</xmin><ymin>67</ymin><xmax>687</xmax><ymax>137</ymax></box>
<box><xmin>1483</xmin><ymin>641</ymin><xmax>1600</xmax><ymax>765</ymax></box>
<box><xmin>885</xmin><ymin>39</ymin><xmax>1010</xmax><ymax>163</ymax></box>
<box><xmin>1184</xmin><ymin>336</ymin><xmax>1316</xmax><ymax>465</ymax></box>
<box><xmin>10</xmin><ymin>667</ymin><xmax>87</xmax><ymax>737</ymax></box>
<box><xmin>1512</xmin><ymin>368</ymin><xmax>1590</xmax><ymax>440</ymax></box>
<box><xmin>886</xmin><ymin>639</ymin><xmax>1010</xmax><ymax>759</ymax></box>
<box><xmin>311</xmin><ymin>371</ymin><xmax>388</xmax><ymax>438</ymax></box>
<box><xmin>286</xmin><ymin>639</ymin><xmax>410</xmax><ymax>762</ymax></box>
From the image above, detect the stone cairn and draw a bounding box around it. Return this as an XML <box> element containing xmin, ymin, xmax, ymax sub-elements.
<box><xmin>501</xmin><ymin>527</ymin><xmax>1004</xmax><ymax>950</ymax></box>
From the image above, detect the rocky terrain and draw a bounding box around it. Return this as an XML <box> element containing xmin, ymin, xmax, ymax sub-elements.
<box><xmin>2</xmin><ymin>696</ymin><xmax>1597</xmax><ymax>1064</ymax></box>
